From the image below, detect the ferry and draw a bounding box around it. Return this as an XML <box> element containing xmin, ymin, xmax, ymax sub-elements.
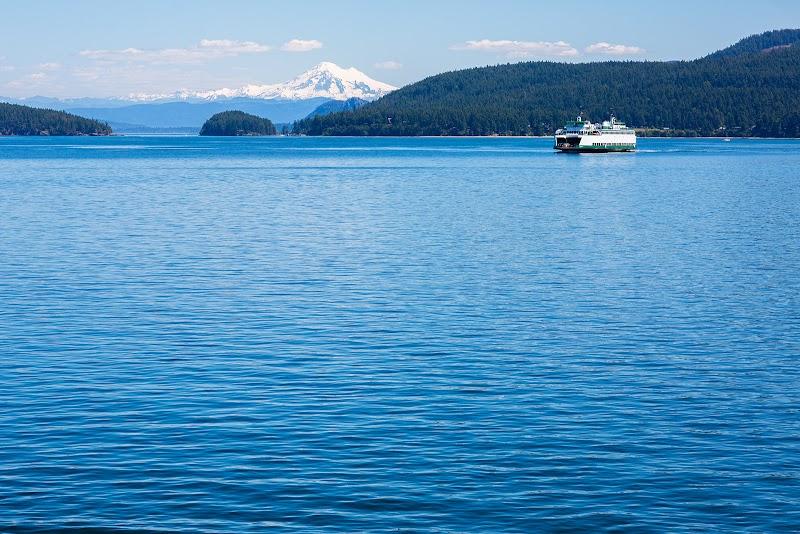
<box><xmin>554</xmin><ymin>115</ymin><xmax>636</xmax><ymax>153</ymax></box>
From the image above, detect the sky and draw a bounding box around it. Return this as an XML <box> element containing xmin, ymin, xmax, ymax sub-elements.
<box><xmin>1</xmin><ymin>0</ymin><xmax>799</xmax><ymax>98</ymax></box>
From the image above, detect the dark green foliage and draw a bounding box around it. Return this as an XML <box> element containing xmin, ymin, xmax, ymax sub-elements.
<box><xmin>0</xmin><ymin>102</ymin><xmax>111</xmax><ymax>136</ymax></box>
<box><xmin>704</xmin><ymin>29</ymin><xmax>800</xmax><ymax>59</ymax></box>
<box><xmin>293</xmin><ymin>30</ymin><xmax>800</xmax><ymax>137</ymax></box>
<box><xmin>199</xmin><ymin>111</ymin><xmax>276</xmax><ymax>136</ymax></box>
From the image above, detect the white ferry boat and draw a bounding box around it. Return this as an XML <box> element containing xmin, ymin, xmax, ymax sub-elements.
<box><xmin>554</xmin><ymin>115</ymin><xmax>636</xmax><ymax>153</ymax></box>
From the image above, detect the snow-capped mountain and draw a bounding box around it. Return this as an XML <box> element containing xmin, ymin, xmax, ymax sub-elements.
<box><xmin>1</xmin><ymin>62</ymin><xmax>396</xmax><ymax>130</ymax></box>
<box><xmin>126</xmin><ymin>62</ymin><xmax>396</xmax><ymax>103</ymax></box>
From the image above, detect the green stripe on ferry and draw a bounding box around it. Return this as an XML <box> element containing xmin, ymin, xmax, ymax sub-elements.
<box><xmin>579</xmin><ymin>144</ymin><xmax>635</xmax><ymax>150</ymax></box>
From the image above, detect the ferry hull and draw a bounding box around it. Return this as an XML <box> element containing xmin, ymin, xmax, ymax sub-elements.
<box><xmin>553</xmin><ymin>135</ymin><xmax>636</xmax><ymax>153</ymax></box>
<box><xmin>555</xmin><ymin>145</ymin><xmax>635</xmax><ymax>153</ymax></box>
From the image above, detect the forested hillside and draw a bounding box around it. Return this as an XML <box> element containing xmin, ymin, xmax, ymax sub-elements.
<box><xmin>199</xmin><ymin>111</ymin><xmax>277</xmax><ymax>136</ymax></box>
<box><xmin>294</xmin><ymin>29</ymin><xmax>800</xmax><ymax>137</ymax></box>
<box><xmin>0</xmin><ymin>102</ymin><xmax>111</xmax><ymax>136</ymax></box>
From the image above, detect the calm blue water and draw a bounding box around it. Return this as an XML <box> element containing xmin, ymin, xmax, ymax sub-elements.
<box><xmin>1</xmin><ymin>136</ymin><xmax>799</xmax><ymax>532</ymax></box>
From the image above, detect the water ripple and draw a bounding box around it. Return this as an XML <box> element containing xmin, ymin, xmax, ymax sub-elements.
<box><xmin>1</xmin><ymin>137</ymin><xmax>799</xmax><ymax>532</ymax></box>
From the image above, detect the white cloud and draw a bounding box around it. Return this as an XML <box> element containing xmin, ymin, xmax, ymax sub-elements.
<box><xmin>198</xmin><ymin>39</ymin><xmax>270</xmax><ymax>54</ymax></box>
<box><xmin>6</xmin><ymin>72</ymin><xmax>48</xmax><ymax>88</ymax></box>
<box><xmin>374</xmin><ymin>60</ymin><xmax>402</xmax><ymax>70</ymax></box>
<box><xmin>0</xmin><ymin>56</ymin><xmax>13</xmax><ymax>72</ymax></box>
<box><xmin>585</xmin><ymin>42</ymin><xmax>645</xmax><ymax>55</ymax></box>
<box><xmin>79</xmin><ymin>39</ymin><xmax>270</xmax><ymax>64</ymax></box>
<box><xmin>280</xmin><ymin>39</ymin><xmax>323</xmax><ymax>52</ymax></box>
<box><xmin>38</xmin><ymin>62</ymin><xmax>61</xmax><ymax>71</ymax></box>
<box><xmin>451</xmin><ymin>39</ymin><xmax>578</xmax><ymax>58</ymax></box>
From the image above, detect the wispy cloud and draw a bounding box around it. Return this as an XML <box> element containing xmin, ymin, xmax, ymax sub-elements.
<box><xmin>72</xmin><ymin>67</ymin><xmax>99</xmax><ymax>82</ymax></box>
<box><xmin>585</xmin><ymin>42</ymin><xmax>645</xmax><ymax>55</ymax></box>
<box><xmin>374</xmin><ymin>60</ymin><xmax>402</xmax><ymax>70</ymax></box>
<box><xmin>198</xmin><ymin>39</ymin><xmax>270</xmax><ymax>54</ymax></box>
<box><xmin>79</xmin><ymin>39</ymin><xmax>270</xmax><ymax>64</ymax></box>
<box><xmin>38</xmin><ymin>62</ymin><xmax>61</xmax><ymax>71</ymax></box>
<box><xmin>0</xmin><ymin>56</ymin><xmax>14</xmax><ymax>72</ymax></box>
<box><xmin>6</xmin><ymin>71</ymin><xmax>48</xmax><ymax>88</ymax></box>
<box><xmin>451</xmin><ymin>39</ymin><xmax>578</xmax><ymax>58</ymax></box>
<box><xmin>280</xmin><ymin>39</ymin><xmax>323</xmax><ymax>52</ymax></box>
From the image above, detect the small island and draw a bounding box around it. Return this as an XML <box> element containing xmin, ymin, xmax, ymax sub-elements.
<box><xmin>199</xmin><ymin>111</ymin><xmax>277</xmax><ymax>136</ymax></box>
<box><xmin>0</xmin><ymin>102</ymin><xmax>111</xmax><ymax>136</ymax></box>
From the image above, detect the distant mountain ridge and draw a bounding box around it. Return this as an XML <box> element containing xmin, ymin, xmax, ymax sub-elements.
<box><xmin>294</xmin><ymin>29</ymin><xmax>800</xmax><ymax>137</ymax></box>
<box><xmin>1</xmin><ymin>62</ymin><xmax>395</xmax><ymax>108</ymax></box>
<box><xmin>65</xmin><ymin>98</ymin><xmax>330</xmax><ymax>129</ymax></box>
<box><xmin>0</xmin><ymin>62</ymin><xmax>396</xmax><ymax>131</ymax></box>
<box><xmin>304</xmin><ymin>97</ymin><xmax>368</xmax><ymax>119</ymax></box>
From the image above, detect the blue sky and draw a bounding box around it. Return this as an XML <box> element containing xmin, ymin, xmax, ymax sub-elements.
<box><xmin>1</xmin><ymin>0</ymin><xmax>799</xmax><ymax>97</ymax></box>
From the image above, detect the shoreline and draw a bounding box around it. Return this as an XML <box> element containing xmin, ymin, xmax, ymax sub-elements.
<box><xmin>2</xmin><ymin>133</ymin><xmax>799</xmax><ymax>140</ymax></box>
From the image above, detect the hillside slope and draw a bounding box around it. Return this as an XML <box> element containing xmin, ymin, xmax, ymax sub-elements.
<box><xmin>304</xmin><ymin>97</ymin><xmax>368</xmax><ymax>119</ymax></box>
<box><xmin>0</xmin><ymin>102</ymin><xmax>111</xmax><ymax>136</ymax></box>
<box><xmin>294</xmin><ymin>29</ymin><xmax>800</xmax><ymax>137</ymax></box>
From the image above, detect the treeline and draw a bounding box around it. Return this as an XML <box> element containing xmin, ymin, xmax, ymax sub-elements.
<box><xmin>0</xmin><ymin>102</ymin><xmax>111</xmax><ymax>136</ymax></box>
<box><xmin>705</xmin><ymin>28</ymin><xmax>800</xmax><ymax>59</ymax></box>
<box><xmin>199</xmin><ymin>111</ymin><xmax>276</xmax><ymax>136</ymax></box>
<box><xmin>294</xmin><ymin>29</ymin><xmax>800</xmax><ymax>137</ymax></box>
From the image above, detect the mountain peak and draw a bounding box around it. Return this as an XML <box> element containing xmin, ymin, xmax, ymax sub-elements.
<box><xmin>313</xmin><ymin>61</ymin><xmax>347</xmax><ymax>72</ymax></box>
<box><xmin>123</xmin><ymin>62</ymin><xmax>396</xmax><ymax>103</ymax></box>
<box><xmin>280</xmin><ymin>61</ymin><xmax>396</xmax><ymax>100</ymax></box>
<box><xmin>307</xmin><ymin>61</ymin><xmax>370</xmax><ymax>78</ymax></box>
